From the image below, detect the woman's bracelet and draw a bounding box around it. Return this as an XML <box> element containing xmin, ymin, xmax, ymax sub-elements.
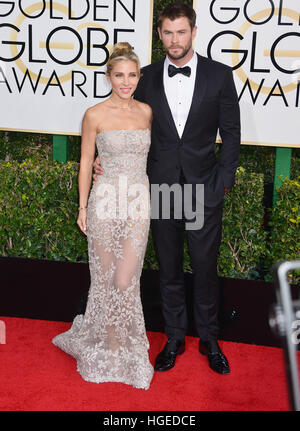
<box><xmin>78</xmin><ymin>206</ymin><xmax>88</xmax><ymax>211</ymax></box>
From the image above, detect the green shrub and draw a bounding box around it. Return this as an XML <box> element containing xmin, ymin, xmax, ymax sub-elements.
<box><xmin>266</xmin><ymin>177</ymin><xmax>300</xmax><ymax>284</ymax></box>
<box><xmin>0</xmin><ymin>158</ymin><xmax>87</xmax><ymax>262</ymax></box>
<box><xmin>218</xmin><ymin>167</ymin><xmax>267</xmax><ymax>279</ymax></box>
<box><xmin>237</xmin><ymin>146</ymin><xmax>300</xmax><ymax>184</ymax></box>
<box><xmin>0</xmin><ymin>131</ymin><xmax>52</xmax><ymax>162</ymax></box>
<box><xmin>0</xmin><ymin>131</ymin><xmax>81</xmax><ymax>163</ymax></box>
<box><xmin>0</xmin><ymin>159</ymin><xmax>267</xmax><ymax>280</ymax></box>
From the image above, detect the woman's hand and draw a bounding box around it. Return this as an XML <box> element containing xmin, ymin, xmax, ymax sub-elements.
<box><xmin>77</xmin><ymin>208</ymin><xmax>87</xmax><ymax>235</ymax></box>
<box><xmin>92</xmin><ymin>156</ymin><xmax>103</xmax><ymax>183</ymax></box>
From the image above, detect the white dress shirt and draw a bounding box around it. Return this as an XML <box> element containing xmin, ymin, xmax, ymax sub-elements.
<box><xmin>163</xmin><ymin>51</ymin><xmax>198</xmax><ymax>138</ymax></box>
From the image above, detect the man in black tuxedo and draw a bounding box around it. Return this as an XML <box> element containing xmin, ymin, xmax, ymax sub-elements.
<box><xmin>134</xmin><ymin>2</ymin><xmax>240</xmax><ymax>375</ymax></box>
<box><xmin>94</xmin><ymin>2</ymin><xmax>240</xmax><ymax>375</ymax></box>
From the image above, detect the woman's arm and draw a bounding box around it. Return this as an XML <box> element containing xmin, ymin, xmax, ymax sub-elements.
<box><xmin>77</xmin><ymin>109</ymin><xmax>97</xmax><ymax>234</ymax></box>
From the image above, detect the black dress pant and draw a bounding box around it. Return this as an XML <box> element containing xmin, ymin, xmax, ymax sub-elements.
<box><xmin>150</xmin><ymin>171</ymin><xmax>223</xmax><ymax>341</ymax></box>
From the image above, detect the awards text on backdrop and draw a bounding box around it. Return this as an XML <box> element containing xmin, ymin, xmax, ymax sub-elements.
<box><xmin>0</xmin><ymin>0</ymin><xmax>153</xmax><ymax>134</ymax></box>
<box><xmin>0</xmin><ymin>1</ymin><xmax>139</xmax><ymax>98</ymax></box>
<box><xmin>194</xmin><ymin>0</ymin><xmax>300</xmax><ymax>147</ymax></box>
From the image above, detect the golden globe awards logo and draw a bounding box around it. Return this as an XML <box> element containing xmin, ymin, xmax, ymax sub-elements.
<box><xmin>0</xmin><ymin>0</ymin><xmax>152</xmax><ymax>135</ymax></box>
<box><xmin>194</xmin><ymin>0</ymin><xmax>300</xmax><ymax>147</ymax></box>
<box><xmin>0</xmin><ymin>0</ymin><xmax>137</xmax><ymax>98</ymax></box>
<box><xmin>206</xmin><ymin>0</ymin><xmax>300</xmax><ymax>107</ymax></box>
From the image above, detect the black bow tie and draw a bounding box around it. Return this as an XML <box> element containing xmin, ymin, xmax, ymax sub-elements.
<box><xmin>168</xmin><ymin>64</ymin><xmax>191</xmax><ymax>78</ymax></box>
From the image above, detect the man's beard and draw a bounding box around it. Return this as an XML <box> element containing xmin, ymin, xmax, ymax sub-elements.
<box><xmin>166</xmin><ymin>42</ymin><xmax>192</xmax><ymax>61</ymax></box>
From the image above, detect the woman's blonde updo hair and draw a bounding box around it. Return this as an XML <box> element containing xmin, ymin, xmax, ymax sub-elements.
<box><xmin>106</xmin><ymin>42</ymin><xmax>140</xmax><ymax>75</ymax></box>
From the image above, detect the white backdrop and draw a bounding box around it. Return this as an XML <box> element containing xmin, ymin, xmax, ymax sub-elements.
<box><xmin>194</xmin><ymin>0</ymin><xmax>300</xmax><ymax>148</ymax></box>
<box><xmin>0</xmin><ymin>0</ymin><xmax>153</xmax><ymax>135</ymax></box>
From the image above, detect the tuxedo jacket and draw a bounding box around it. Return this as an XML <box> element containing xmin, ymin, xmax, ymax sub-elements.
<box><xmin>134</xmin><ymin>53</ymin><xmax>241</xmax><ymax>207</ymax></box>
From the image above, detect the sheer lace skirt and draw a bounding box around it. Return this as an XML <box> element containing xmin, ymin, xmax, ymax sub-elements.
<box><xmin>52</xmin><ymin>174</ymin><xmax>153</xmax><ymax>390</ymax></box>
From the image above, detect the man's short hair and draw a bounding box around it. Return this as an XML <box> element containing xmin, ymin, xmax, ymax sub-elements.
<box><xmin>157</xmin><ymin>2</ymin><xmax>196</xmax><ymax>30</ymax></box>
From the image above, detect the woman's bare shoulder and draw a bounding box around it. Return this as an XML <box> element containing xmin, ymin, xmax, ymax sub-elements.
<box><xmin>136</xmin><ymin>100</ymin><xmax>152</xmax><ymax>112</ymax></box>
<box><xmin>135</xmin><ymin>100</ymin><xmax>152</xmax><ymax>117</ymax></box>
<box><xmin>83</xmin><ymin>101</ymin><xmax>110</xmax><ymax>130</ymax></box>
<box><xmin>84</xmin><ymin>101</ymin><xmax>107</xmax><ymax>118</ymax></box>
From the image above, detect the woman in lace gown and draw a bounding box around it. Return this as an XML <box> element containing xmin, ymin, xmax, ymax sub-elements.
<box><xmin>52</xmin><ymin>43</ymin><xmax>154</xmax><ymax>390</ymax></box>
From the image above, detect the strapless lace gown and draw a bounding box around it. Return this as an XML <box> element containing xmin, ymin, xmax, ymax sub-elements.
<box><xmin>52</xmin><ymin>129</ymin><xmax>154</xmax><ymax>390</ymax></box>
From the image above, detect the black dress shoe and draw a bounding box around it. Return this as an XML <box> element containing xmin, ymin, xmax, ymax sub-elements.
<box><xmin>154</xmin><ymin>338</ymin><xmax>185</xmax><ymax>372</ymax></box>
<box><xmin>199</xmin><ymin>339</ymin><xmax>230</xmax><ymax>375</ymax></box>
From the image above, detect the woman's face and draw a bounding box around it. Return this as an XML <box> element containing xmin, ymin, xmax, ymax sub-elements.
<box><xmin>107</xmin><ymin>60</ymin><xmax>140</xmax><ymax>100</ymax></box>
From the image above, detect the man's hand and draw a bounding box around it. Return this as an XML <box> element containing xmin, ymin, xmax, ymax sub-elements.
<box><xmin>92</xmin><ymin>156</ymin><xmax>103</xmax><ymax>183</ymax></box>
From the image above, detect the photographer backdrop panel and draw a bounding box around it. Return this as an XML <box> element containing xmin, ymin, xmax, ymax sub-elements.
<box><xmin>193</xmin><ymin>0</ymin><xmax>300</xmax><ymax>149</ymax></box>
<box><xmin>0</xmin><ymin>0</ymin><xmax>153</xmax><ymax>135</ymax></box>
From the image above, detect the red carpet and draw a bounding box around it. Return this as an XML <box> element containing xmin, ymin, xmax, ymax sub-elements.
<box><xmin>0</xmin><ymin>316</ymin><xmax>298</xmax><ymax>411</ymax></box>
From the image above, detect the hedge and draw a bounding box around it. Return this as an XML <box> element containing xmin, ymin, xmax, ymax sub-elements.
<box><xmin>0</xmin><ymin>158</ymin><xmax>87</xmax><ymax>262</ymax></box>
<box><xmin>0</xmin><ymin>158</ymin><xmax>269</xmax><ymax>281</ymax></box>
<box><xmin>2</xmin><ymin>158</ymin><xmax>299</xmax><ymax>283</ymax></box>
<box><xmin>266</xmin><ymin>177</ymin><xmax>300</xmax><ymax>285</ymax></box>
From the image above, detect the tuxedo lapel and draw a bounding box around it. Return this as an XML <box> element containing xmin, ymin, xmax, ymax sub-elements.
<box><xmin>181</xmin><ymin>54</ymin><xmax>207</xmax><ymax>139</ymax></box>
<box><xmin>152</xmin><ymin>62</ymin><xmax>179</xmax><ymax>140</ymax></box>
